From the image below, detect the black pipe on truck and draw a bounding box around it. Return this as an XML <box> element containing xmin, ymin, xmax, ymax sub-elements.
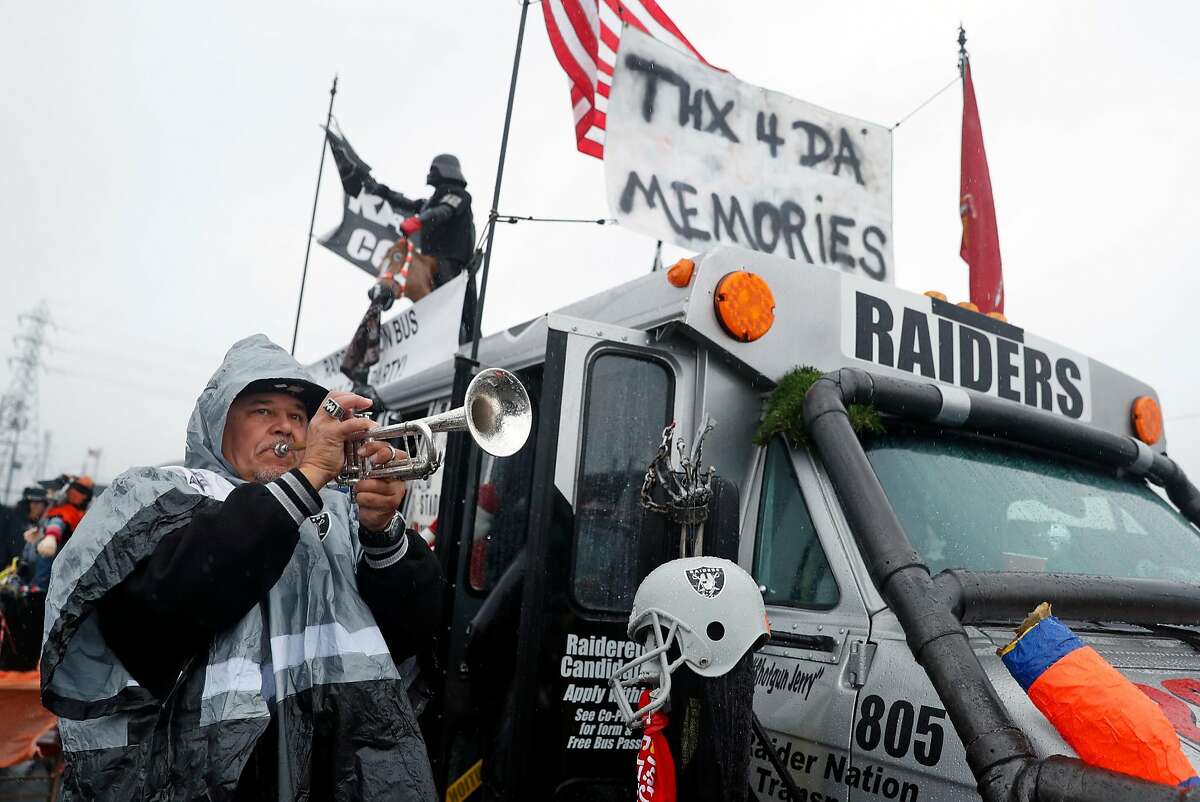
<box><xmin>934</xmin><ymin>570</ymin><xmax>1200</xmax><ymax>627</ymax></box>
<box><xmin>803</xmin><ymin>368</ymin><xmax>1200</xmax><ymax>802</ymax></box>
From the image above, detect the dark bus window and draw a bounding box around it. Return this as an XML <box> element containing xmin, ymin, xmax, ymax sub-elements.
<box><xmin>752</xmin><ymin>438</ymin><xmax>839</xmax><ymax>608</ymax></box>
<box><xmin>572</xmin><ymin>353</ymin><xmax>673</xmax><ymax>613</ymax></box>
<box><xmin>466</xmin><ymin>368</ymin><xmax>541</xmax><ymax>592</ymax></box>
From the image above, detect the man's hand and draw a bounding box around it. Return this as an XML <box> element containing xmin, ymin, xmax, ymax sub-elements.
<box><xmin>297</xmin><ymin>391</ymin><xmax>377</xmax><ymax>489</ymax></box>
<box><xmin>22</xmin><ymin>527</ymin><xmax>39</xmax><ymax>545</ymax></box>
<box><xmin>355</xmin><ymin>478</ymin><xmax>408</xmax><ymax>532</ymax></box>
<box><xmin>36</xmin><ymin>536</ymin><xmax>57</xmax><ymax>559</ymax></box>
<box><xmin>355</xmin><ymin>440</ymin><xmax>408</xmax><ymax>532</ymax></box>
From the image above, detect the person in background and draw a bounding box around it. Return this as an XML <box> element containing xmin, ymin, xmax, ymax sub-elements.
<box><xmin>25</xmin><ymin>476</ymin><xmax>93</xmax><ymax>589</ymax></box>
<box><xmin>2</xmin><ymin>486</ymin><xmax>48</xmax><ymax>570</ymax></box>
<box><xmin>1</xmin><ymin>486</ymin><xmax>50</xmax><ymax>669</ymax></box>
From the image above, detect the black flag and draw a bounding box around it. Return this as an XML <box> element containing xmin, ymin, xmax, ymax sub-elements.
<box><xmin>318</xmin><ymin>126</ymin><xmax>409</xmax><ymax>277</ymax></box>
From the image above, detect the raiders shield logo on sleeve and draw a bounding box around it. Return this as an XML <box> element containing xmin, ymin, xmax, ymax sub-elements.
<box><xmin>309</xmin><ymin>512</ymin><xmax>332</xmax><ymax>541</ymax></box>
<box><xmin>685</xmin><ymin>566</ymin><xmax>725</xmax><ymax>598</ymax></box>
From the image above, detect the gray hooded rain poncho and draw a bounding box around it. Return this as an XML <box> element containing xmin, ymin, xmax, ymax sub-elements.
<box><xmin>40</xmin><ymin>334</ymin><xmax>438</xmax><ymax>801</ymax></box>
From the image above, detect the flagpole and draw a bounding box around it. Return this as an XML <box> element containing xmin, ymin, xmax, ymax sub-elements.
<box><xmin>470</xmin><ymin>0</ymin><xmax>531</xmax><ymax>362</ymax></box>
<box><xmin>291</xmin><ymin>75</ymin><xmax>339</xmax><ymax>356</ymax></box>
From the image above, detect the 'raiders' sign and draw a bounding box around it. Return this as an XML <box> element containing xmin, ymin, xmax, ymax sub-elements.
<box><xmin>686</xmin><ymin>566</ymin><xmax>725</xmax><ymax>598</ymax></box>
<box><xmin>842</xmin><ymin>280</ymin><xmax>1092</xmax><ymax>421</ymax></box>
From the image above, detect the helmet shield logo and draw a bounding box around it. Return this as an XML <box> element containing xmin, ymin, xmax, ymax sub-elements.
<box><xmin>309</xmin><ymin>512</ymin><xmax>331</xmax><ymax>541</ymax></box>
<box><xmin>685</xmin><ymin>566</ymin><xmax>725</xmax><ymax>598</ymax></box>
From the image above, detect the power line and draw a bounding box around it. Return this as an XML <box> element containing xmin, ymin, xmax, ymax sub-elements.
<box><xmin>492</xmin><ymin>211</ymin><xmax>616</xmax><ymax>225</ymax></box>
<box><xmin>889</xmin><ymin>74</ymin><xmax>960</xmax><ymax>131</ymax></box>
<box><xmin>42</xmin><ymin>364</ymin><xmax>197</xmax><ymax>404</ymax></box>
<box><xmin>47</xmin><ymin>341</ymin><xmax>211</xmax><ymax>381</ymax></box>
<box><xmin>44</xmin><ymin>323</ymin><xmax>217</xmax><ymax>364</ymax></box>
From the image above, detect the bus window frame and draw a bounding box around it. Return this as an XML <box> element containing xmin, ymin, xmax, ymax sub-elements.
<box><xmin>750</xmin><ymin>435</ymin><xmax>842</xmax><ymax>611</ymax></box>
<box><xmin>567</xmin><ymin>345</ymin><xmax>676</xmax><ymax>620</ymax></box>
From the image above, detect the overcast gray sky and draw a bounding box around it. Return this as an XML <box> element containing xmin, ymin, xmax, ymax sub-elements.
<box><xmin>2</xmin><ymin>1</ymin><xmax>1198</xmax><ymax>496</ymax></box>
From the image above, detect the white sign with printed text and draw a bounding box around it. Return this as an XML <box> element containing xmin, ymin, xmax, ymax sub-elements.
<box><xmin>841</xmin><ymin>278</ymin><xmax>1092</xmax><ymax>421</ymax></box>
<box><xmin>305</xmin><ymin>272</ymin><xmax>468</xmax><ymax>393</ymax></box>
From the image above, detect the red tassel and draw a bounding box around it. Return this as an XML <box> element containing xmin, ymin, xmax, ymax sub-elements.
<box><xmin>635</xmin><ymin>690</ymin><xmax>676</xmax><ymax>802</ymax></box>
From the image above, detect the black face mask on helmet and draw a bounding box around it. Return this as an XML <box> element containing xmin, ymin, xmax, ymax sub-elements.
<box><xmin>426</xmin><ymin>154</ymin><xmax>466</xmax><ymax>187</ymax></box>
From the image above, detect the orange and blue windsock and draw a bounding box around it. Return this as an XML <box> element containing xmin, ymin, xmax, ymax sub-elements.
<box><xmin>999</xmin><ymin>603</ymin><xmax>1199</xmax><ymax>789</ymax></box>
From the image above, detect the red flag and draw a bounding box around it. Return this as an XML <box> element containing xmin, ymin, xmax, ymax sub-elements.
<box><xmin>541</xmin><ymin>0</ymin><xmax>708</xmax><ymax>158</ymax></box>
<box><xmin>959</xmin><ymin>61</ymin><xmax>1004</xmax><ymax>314</ymax></box>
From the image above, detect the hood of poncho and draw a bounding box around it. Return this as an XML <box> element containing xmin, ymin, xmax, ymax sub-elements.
<box><xmin>184</xmin><ymin>334</ymin><xmax>327</xmax><ymax>478</ymax></box>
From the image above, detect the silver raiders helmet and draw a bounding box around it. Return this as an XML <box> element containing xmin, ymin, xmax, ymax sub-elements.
<box><xmin>609</xmin><ymin>557</ymin><xmax>769</xmax><ymax>727</ymax></box>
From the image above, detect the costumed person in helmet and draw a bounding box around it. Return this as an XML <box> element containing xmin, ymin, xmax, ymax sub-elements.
<box><xmin>25</xmin><ymin>476</ymin><xmax>92</xmax><ymax>589</ymax></box>
<box><xmin>340</xmin><ymin>154</ymin><xmax>476</xmax><ymax>395</ymax></box>
<box><xmin>41</xmin><ymin>335</ymin><xmax>441</xmax><ymax>801</ymax></box>
<box><xmin>375</xmin><ymin>155</ymin><xmax>476</xmax><ymax>333</ymax></box>
<box><xmin>380</xmin><ymin>155</ymin><xmax>474</xmax><ymax>297</ymax></box>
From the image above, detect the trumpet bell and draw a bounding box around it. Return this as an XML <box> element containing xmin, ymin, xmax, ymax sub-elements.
<box><xmin>337</xmin><ymin>367</ymin><xmax>533</xmax><ymax>484</ymax></box>
<box><xmin>465</xmin><ymin>368</ymin><xmax>532</xmax><ymax>458</ymax></box>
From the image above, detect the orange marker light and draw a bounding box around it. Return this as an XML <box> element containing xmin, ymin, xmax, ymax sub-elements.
<box><xmin>957</xmin><ymin>301</ymin><xmax>980</xmax><ymax>313</ymax></box>
<box><xmin>987</xmin><ymin>311</ymin><xmax>1008</xmax><ymax>322</ymax></box>
<box><xmin>667</xmin><ymin>258</ymin><xmax>695</xmax><ymax>288</ymax></box>
<box><xmin>714</xmin><ymin>271</ymin><xmax>775</xmax><ymax>342</ymax></box>
<box><xmin>923</xmin><ymin>290</ymin><xmax>948</xmax><ymax>301</ymax></box>
<box><xmin>1132</xmin><ymin>396</ymin><xmax>1163</xmax><ymax>445</ymax></box>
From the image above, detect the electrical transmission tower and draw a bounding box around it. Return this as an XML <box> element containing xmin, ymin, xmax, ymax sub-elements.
<box><xmin>1</xmin><ymin>302</ymin><xmax>52</xmax><ymax>505</ymax></box>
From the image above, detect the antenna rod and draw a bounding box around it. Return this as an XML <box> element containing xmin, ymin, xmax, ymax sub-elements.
<box><xmin>470</xmin><ymin>0</ymin><xmax>532</xmax><ymax>362</ymax></box>
<box><xmin>291</xmin><ymin>74</ymin><xmax>339</xmax><ymax>355</ymax></box>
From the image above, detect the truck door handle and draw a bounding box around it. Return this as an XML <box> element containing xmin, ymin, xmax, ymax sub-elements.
<box><xmin>766</xmin><ymin>631</ymin><xmax>839</xmax><ymax>653</ymax></box>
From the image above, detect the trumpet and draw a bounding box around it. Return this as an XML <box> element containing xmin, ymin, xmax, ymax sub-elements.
<box><xmin>274</xmin><ymin>368</ymin><xmax>532</xmax><ymax>485</ymax></box>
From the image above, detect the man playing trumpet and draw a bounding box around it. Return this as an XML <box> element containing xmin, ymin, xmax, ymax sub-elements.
<box><xmin>42</xmin><ymin>334</ymin><xmax>441</xmax><ymax>801</ymax></box>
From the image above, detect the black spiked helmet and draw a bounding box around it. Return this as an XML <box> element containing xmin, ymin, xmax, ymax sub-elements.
<box><xmin>426</xmin><ymin>154</ymin><xmax>465</xmax><ymax>186</ymax></box>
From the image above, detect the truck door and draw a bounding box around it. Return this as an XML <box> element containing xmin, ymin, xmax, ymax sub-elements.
<box><xmin>745</xmin><ymin>439</ymin><xmax>875</xmax><ymax>802</ymax></box>
<box><xmin>506</xmin><ymin>314</ymin><xmax>695</xmax><ymax>801</ymax></box>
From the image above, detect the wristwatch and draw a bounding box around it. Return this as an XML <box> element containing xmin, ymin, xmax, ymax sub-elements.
<box><xmin>360</xmin><ymin>510</ymin><xmax>406</xmax><ymax>550</ymax></box>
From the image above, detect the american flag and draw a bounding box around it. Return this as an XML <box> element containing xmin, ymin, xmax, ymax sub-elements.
<box><xmin>541</xmin><ymin>0</ymin><xmax>707</xmax><ymax>158</ymax></box>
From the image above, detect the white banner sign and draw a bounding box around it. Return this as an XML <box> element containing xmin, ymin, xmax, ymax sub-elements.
<box><xmin>605</xmin><ymin>27</ymin><xmax>893</xmax><ymax>283</ymax></box>
<box><xmin>306</xmin><ymin>272</ymin><xmax>468</xmax><ymax>392</ymax></box>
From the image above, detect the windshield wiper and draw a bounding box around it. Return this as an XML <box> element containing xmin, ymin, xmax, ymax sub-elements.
<box><xmin>1139</xmin><ymin>623</ymin><xmax>1200</xmax><ymax>654</ymax></box>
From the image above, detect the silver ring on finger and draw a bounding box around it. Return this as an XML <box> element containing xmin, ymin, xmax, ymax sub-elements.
<box><xmin>386</xmin><ymin>444</ymin><xmax>399</xmax><ymax>464</ymax></box>
<box><xmin>323</xmin><ymin>397</ymin><xmax>345</xmax><ymax>420</ymax></box>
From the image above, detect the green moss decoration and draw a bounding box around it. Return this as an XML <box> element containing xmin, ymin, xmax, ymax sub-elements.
<box><xmin>753</xmin><ymin>366</ymin><xmax>884</xmax><ymax>447</ymax></box>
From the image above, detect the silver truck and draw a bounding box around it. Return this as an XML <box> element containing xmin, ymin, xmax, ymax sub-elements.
<box><xmin>347</xmin><ymin>245</ymin><xmax>1200</xmax><ymax>802</ymax></box>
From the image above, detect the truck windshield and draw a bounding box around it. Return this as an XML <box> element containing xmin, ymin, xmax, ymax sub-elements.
<box><xmin>864</xmin><ymin>430</ymin><xmax>1200</xmax><ymax>582</ymax></box>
